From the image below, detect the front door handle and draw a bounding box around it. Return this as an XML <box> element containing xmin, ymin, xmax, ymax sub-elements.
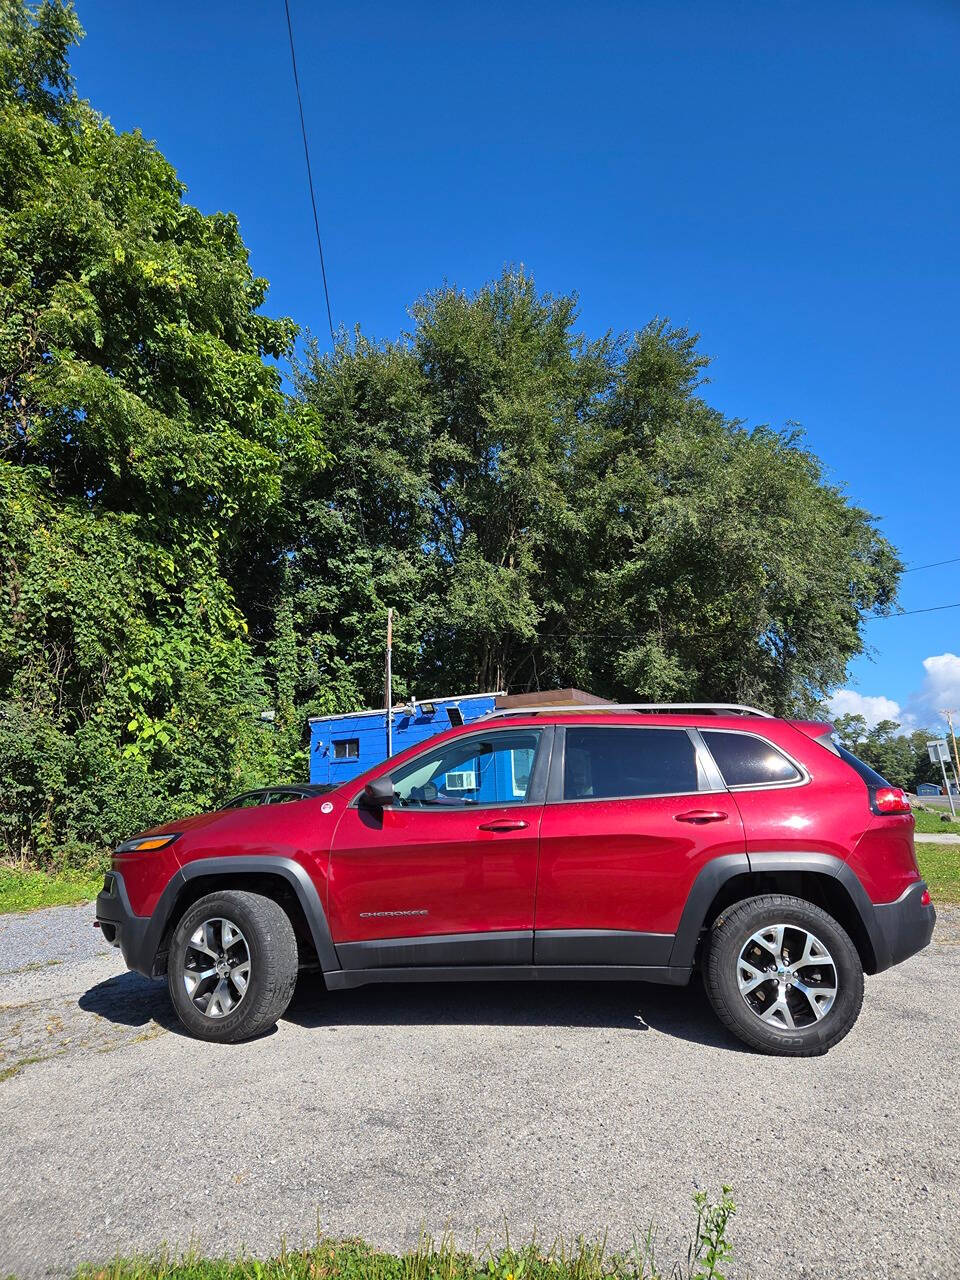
<box><xmin>675</xmin><ymin>809</ymin><xmax>728</xmax><ymax>824</ymax></box>
<box><xmin>478</xmin><ymin>819</ymin><xmax>529</xmax><ymax>832</ymax></box>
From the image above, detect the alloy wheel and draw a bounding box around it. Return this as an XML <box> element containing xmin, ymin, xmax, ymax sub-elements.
<box><xmin>736</xmin><ymin>923</ymin><xmax>838</xmax><ymax>1030</ymax></box>
<box><xmin>182</xmin><ymin>917</ymin><xmax>251</xmax><ymax>1018</ymax></box>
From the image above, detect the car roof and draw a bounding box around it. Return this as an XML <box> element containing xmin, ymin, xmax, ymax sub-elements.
<box><xmin>470</xmin><ymin>709</ymin><xmax>782</xmax><ymax>730</ymax></box>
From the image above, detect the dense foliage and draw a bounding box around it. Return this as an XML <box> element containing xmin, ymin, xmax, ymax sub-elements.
<box><xmin>0</xmin><ymin>0</ymin><xmax>324</xmax><ymax>863</ymax></box>
<box><xmin>1</xmin><ymin>1</ymin><xmax>902</xmax><ymax>867</ymax></box>
<box><xmin>832</xmin><ymin>715</ymin><xmax>949</xmax><ymax>793</ymax></box>
<box><xmin>295</xmin><ymin>282</ymin><xmax>901</xmax><ymax>714</ymax></box>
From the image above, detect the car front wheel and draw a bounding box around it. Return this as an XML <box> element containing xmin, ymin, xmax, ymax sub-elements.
<box><xmin>704</xmin><ymin>893</ymin><xmax>864</xmax><ymax>1056</ymax></box>
<box><xmin>167</xmin><ymin>890</ymin><xmax>298</xmax><ymax>1042</ymax></box>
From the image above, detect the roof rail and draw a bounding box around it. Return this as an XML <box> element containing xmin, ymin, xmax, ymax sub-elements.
<box><xmin>479</xmin><ymin>701</ymin><xmax>773</xmax><ymax>721</ymax></box>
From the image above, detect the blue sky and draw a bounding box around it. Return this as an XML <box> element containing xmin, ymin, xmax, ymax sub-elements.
<box><xmin>71</xmin><ymin>0</ymin><xmax>960</xmax><ymax>727</ymax></box>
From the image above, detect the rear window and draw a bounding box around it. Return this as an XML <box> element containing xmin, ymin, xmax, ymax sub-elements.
<box><xmin>563</xmin><ymin>727</ymin><xmax>699</xmax><ymax>799</ymax></box>
<box><xmin>702</xmin><ymin>731</ymin><xmax>801</xmax><ymax>787</ymax></box>
<box><xmin>836</xmin><ymin>744</ymin><xmax>891</xmax><ymax>789</ymax></box>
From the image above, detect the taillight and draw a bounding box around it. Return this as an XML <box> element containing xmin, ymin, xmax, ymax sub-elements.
<box><xmin>870</xmin><ymin>786</ymin><xmax>912</xmax><ymax>816</ymax></box>
<box><xmin>921</xmin><ymin>889</ymin><xmax>932</xmax><ymax>907</ymax></box>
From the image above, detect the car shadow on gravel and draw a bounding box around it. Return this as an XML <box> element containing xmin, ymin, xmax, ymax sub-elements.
<box><xmin>78</xmin><ymin>971</ymin><xmax>180</xmax><ymax>1032</ymax></box>
<box><xmin>284</xmin><ymin>974</ymin><xmax>749</xmax><ymax>1052</ymax></box>
<box><xmin>78</xmin><ymin>972</ymin><xmax>747</xmax><ymax>1053</ymax></box>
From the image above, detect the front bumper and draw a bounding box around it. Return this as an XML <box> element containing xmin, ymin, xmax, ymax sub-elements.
<box><xmin>871</xmin><ymin>880</ymin><xmax>936</xmax><ymax>972</ymax></box>
<box><xmin>95</xmin><ymin>872</ymin><xmax>155</xmax><ymax>977</ymax></box>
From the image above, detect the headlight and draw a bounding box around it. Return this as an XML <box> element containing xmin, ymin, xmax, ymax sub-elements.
<box><xmin>114</xmin><ymin>833</ymin><xmax>182</xmax><ymax>853</ymax></box>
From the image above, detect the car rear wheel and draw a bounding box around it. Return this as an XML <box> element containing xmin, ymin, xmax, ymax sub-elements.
<box><xmin>704</xmin><ymin>893</ymin><xmax>864</xmax><ymax>1056</ymax></box>
<box><xmin>167</xmin><ymin>890</ymin><xmax>298</xmax><ymax>1042</ymax></box>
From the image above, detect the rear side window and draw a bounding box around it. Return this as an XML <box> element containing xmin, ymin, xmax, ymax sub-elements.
<box><xmin>836</xmin><ymin>744</ymin><xmax>891</xmax><ymax>789</ymax></box>
<box><xmin>563</xmin><ymin>727</ymin><xmax>698</xmax><ymax>800</ymax></box>
<box><xmin>702</xmin><ymin>731</ymin><xmax>801</xmax><ymax>788</ymax></box>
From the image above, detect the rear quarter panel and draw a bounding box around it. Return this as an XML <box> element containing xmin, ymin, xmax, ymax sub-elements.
<box><xmin>731</xmin><ymin>724</ymin><xmax>921</xmax><ymax>905</ymax></box>
<box><xmin>729</xmin><ymin>723</ymin><xmax>874</xmax><ymax>862</ymax></box>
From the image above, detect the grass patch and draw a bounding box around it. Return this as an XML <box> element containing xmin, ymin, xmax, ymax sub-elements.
<box><xmin>912</xmin><ymin>807</ymin><xmax>960</xmax><ymax>836</ymax></box>
<box><xmin>64</xmin><ymin>1190</ymin><xmax>735</xmax><ymax>1280</ymax></box>
<box><xmin>0</xmin><ymin>865</ymin><xmax>103</xmax><ymax>915</ymax></box>
<box><xmin>917</xmin><ymin>845</ymin><xmax>960</xmax><ymax>905</ymax></box>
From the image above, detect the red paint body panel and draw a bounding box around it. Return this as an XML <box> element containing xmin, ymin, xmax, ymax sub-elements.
<box><xmin>730</xmin><ymin>729</ymin><xmax>871</xmax><ymax>864</ymax></box>
<box><xmin>327</xmin><ymin>803</ymin><xmax>541</xmax><ymax>941</ymax></box>
<box><xmin>848</xmin><ymin>816</ymin><xmax>921</xmax><ymax>903</ymax></box>
<box><xmin>109</xmin><ymin>709</ymin><xmax>924</xmax><ymax>944</ymax></box>
<box><xmin>535</xmin><ymin>792</ymin><xmax>745</xmax><ymax>934</ymax></box>
<box><xmin>113</xmin><ymin>847</ymin><xmax>184</xmax><ymax>917</ymax></box>
<box><xmin>174</xmin><ymin>800</ymin><xmax>338</xmax><ymax>901</ymax></box>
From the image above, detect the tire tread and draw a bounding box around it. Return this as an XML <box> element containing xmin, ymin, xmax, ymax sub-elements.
<box><xmin>704</xmin><ymin>893</ymin><xmax>864</xmax><ymax>1057</ymax></box>
<box><xmin>168</xmin><ymin>889</ymin><xmax>298</xmax><ymax>1043</ymax></box>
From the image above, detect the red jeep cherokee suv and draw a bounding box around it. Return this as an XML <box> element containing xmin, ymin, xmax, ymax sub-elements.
<box><xmin>95</xmin><ymin>703</ymin><xmax>935</xmax><ymax>1055</ymax></box>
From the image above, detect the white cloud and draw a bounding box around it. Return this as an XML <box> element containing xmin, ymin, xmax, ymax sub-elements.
<box><xmin>903</xmin><ymin>653</ymin><xmax>960</xmax><ymax>729</ymax></box>
<box><xmin>828</xmin><ymin>653</ymin><xmax>960</xmax><ymax>734</ymax></box>
<box><xmin>826</xmin><ymin>690</ymin><xmax>903</xmax><ymax>729</ymax></box>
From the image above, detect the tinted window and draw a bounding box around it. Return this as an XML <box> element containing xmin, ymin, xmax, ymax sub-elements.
<box><xmin>837</xmin><ymin>745</ymin><xmax>890</xmax><ymax>789</ymax></box>
<box><xmin>702</xmin><ymin>731</ymin><xmax>801</xmax><ymax>787</ymax></box>
<box><xmin>333</xmin><ymin>739</ymin><xmax>359</xmax><ymax>760</ymax></box>
<box><xmin>563</xmin><ymin>727</ymin><xmax>698</xmax><ymax>800</ymax></box>
<box><xmin>221</xmin><ymin>792</ymin><xmax>264</xmax><ymax>809</ymax></box>
<box><xmin>389</xmin><ymin>730</ymin><xmax>542</xmax><ymax>808</ymax></box>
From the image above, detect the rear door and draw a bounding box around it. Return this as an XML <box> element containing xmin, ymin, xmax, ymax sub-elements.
<box><xmin>534</xmin><ymin>724</ymin><xmax>745</xmax><ymax>965</ymax></box>
<box><xmin>328</xmin><ymin>726</ymin><xmax>550</xmax><ymax>969</ymax></box>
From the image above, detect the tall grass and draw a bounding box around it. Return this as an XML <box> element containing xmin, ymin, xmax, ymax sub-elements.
<box><xmin>72</xmin><ymin>1189</ymin><xmax>736</xmax><ymax>1280</ymax></box>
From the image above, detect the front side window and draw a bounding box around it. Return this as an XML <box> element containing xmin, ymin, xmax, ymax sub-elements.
<box><xmin>702</xmin><ymin>731</ymin><xmax>801</xmax><ymax>787</ymax></box>
<box><xmin>563</xmin><ymin>727</ymin><xmax>699</xmax><ymax>800</ymax></box>
<box><xmin>389</xmin><ymin>730</ymin><xmax>543</xmax><ymax>808</ymax></box>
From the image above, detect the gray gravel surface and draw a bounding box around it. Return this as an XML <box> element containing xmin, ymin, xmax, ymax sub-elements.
<box><xmin>0</xmin><ymin>903</ymin><xmax>958</xmax><ymax>1280</ymax></box>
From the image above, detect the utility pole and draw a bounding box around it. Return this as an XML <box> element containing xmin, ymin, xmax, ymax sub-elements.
<box><xmin>385</xmin><ymin>608</ymin><xmax>394</xmax><ymax>759</ymax></box>
<box><xmin>942</xmin><ymin>708</ymin><xmax>960</xmax><ymax>805</ymax></box>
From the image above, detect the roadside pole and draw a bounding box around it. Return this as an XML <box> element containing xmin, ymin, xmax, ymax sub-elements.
<box><xmin>943</xmin><ymin>709</ymin><xmax>960</xmax><ymax>806</ymax></box>
<box><xmin>929</xmin><ymin>738</ymin><xmax>957</xmax><ymax>818</ymax></box>
<box><xmin>385</xmin><ymin>607</ymin><xmax>394</xmax><ymax>759</ymax></box>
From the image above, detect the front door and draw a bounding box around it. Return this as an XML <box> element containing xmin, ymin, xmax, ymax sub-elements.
<box><xmin>329</xmin><ymin>726</ymin><xmax>549</xmax><ymax>969</ymax></box>
<box><xmin>534</xmin><ymin>724</ymin><xmax>745</xmax><ymax>965</ymax></box>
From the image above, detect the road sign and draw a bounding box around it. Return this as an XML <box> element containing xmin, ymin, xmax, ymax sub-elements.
<box><xmin>928</xmin><ymin>740</ymin><xmax>957</xmax><ymax>816</ymax></box>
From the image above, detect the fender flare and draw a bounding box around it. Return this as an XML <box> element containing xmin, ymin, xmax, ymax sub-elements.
<box><xmin>140</xmin><ymin>856</ymin><xmax>340</xmax><ymax>976</ymax></box>
<box><xmin>667</xmin><ymin>851</ymin><xmax>886</xmax><ymax>971</ymax></box>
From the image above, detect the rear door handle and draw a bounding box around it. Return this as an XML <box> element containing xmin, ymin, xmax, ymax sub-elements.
<box><xmin>675</xmin><ymin>809</ymin><xmax>728</xmax><ymax>824</ymax></box>
<box><xmin>478</xmin><ymin>819</ymin><xmax>529</xmax><ymax>832</ymax></box>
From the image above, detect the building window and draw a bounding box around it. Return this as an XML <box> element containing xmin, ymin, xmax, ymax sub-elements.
<box><xmin>333</xmin><ymin>738</ymin><xmax>359</xmax><ymax>760</ymax></box>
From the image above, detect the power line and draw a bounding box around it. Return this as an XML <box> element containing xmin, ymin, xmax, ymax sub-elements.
<box><xmin>906</xmin><ymin>552</ymin><xmax>960</xmax><ymax>573</ymax></box>
<box><xmin>283</xmin><ymin>0</ymin><xmax>335</xmax><ymax>344</ymax></box>
<box><xmin>870</xmin><ymin>600</ymin><xmax>960</xmax><ymax>618</ymax></box>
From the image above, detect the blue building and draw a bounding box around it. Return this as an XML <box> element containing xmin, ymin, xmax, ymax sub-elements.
<box><xmin>916</xmin><ymin>782</ymin><xmax>941</xmax><ymax>797</ymax></box>
<box><xmin>308</xmin><ymin>691</ymin><xmax>503</xmax><ymax>786</ymax></box>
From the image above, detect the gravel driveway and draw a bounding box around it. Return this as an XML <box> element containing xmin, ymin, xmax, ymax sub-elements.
<box><xmin>0</xmin><ymin>902</ymin><xmax>958</xmax><ymax>1280</ymax></box>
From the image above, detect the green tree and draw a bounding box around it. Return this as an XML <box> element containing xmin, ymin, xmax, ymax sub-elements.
<box><xmin>0</xmin><ymin>0</ymin><xmax>326</xmax><ymax>864</ymax></box>
<box><xmin>294</xmin><ymin>270</ymin><xmax>901</xmax><ymax>715</ymax></box>
<box><xmin>833</xmin><ymin>714</ymin><xmax>943</xmax><ymax>792</ymax></box>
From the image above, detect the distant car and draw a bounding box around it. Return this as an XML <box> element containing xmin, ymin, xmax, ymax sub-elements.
<box><xmin>97</xmin><ymin>702</ymin><xmax>935</xmax><ymax>1054</ymax></box>
<box><xmin>219</xmin><ymin>784</ymin><xmax>336</xmax><ymax>809</ymax></box>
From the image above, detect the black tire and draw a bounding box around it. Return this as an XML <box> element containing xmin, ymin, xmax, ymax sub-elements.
<box><xmin>167</xmin><ymin>890</ymin><xmax>298</xmax><ymax>1043</ymax></box>
<box><xmin>704</xmin><ymin>893</ymin><xmax>864</xmax><ymax>1056</ymax></box>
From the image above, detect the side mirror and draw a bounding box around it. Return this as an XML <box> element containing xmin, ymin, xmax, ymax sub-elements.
<box><xmin>360</xmin><ymin>776</ymin><xmax>397</xmax><ymax>809</ymax></box>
